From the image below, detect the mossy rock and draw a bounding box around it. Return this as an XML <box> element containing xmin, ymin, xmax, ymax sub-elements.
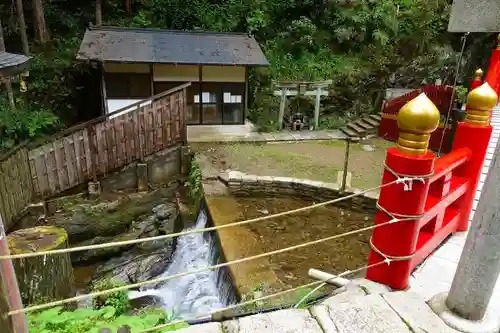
<box><xmin>7</xmin><ymin>226</ymin><xmax>75</xmax><ymax>305</ymax></box>
<box><xmin>8</xmin><ymin>226</ymin><xmax>68</xmax><ymax>254</ymax></box>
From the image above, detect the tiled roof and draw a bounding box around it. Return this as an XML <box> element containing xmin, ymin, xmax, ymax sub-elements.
<box><xmin>76</xmin><ymin>26</ymin><xmax>270</xmax><ymax>66</ymax></box>
<box><xmin>0</xmin><ymin>52</ymin><xmax>31</xmax><ymax>71</ymax></box>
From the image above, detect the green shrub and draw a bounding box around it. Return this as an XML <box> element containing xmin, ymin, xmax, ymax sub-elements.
<box><xmin>0</xmin><ymin>97</ymin><xmax>60</xmax><ymax>151</ymax></box>
<box><xmin>28</xmin><ymin>306</ymin><xmax>188</xmax><ymax>333</ymax></box>
<box><xmin>186</xmin><ymin>153</ymin><xmax>203</xmax><ymax>202</ymax></box>
<box><xmin>91</xmin><ymin>279</ymin><xmax>130</xmax><ymax>316</ymax></box>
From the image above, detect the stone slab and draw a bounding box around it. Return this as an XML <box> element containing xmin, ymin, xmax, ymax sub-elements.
<box><xmin>223</xmin><ymin>309</ymin><xmax>324</xmax><ymax>333</ymax></box>
<box><xmin>176</xmin><ymin>322</ymin><xmax>222</xmax><ymax>333</ymax></box>
<box><xmin>382</xmin><ymin>291</ymin><xmax>459</xmax><ymax>333</ymax></box>
<box><xmin>311</xmin><ymin>294</ymin><xmax>412</xmax><ymax>333</ymax></box>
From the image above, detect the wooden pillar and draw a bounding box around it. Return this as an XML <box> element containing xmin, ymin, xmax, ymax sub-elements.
<box><xmin>278</xmin><ymin>88</ymin><xmax>287</xmax><ymax>130</ymax></box>
<box><xmin>314</xmin><ymin>87</ymin><xmax>321</xmax><ymax>130</ymax></box>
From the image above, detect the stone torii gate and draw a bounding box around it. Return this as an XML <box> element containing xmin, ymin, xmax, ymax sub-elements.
<box><xmin>273</xmin><ymin>80</ymin><xmax>332</xmax><ymax>130</ymax></box>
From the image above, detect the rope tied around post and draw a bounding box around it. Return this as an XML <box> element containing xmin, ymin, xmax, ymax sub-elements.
<box><xmin>369</xmin><ymin>165</ymin><xmax>429</xmax><ymax>263</ymax></box>
<box><xmin>384</xmin><ymin>163</ymin><xmax>432</xmax><ymax>192</ymax></box>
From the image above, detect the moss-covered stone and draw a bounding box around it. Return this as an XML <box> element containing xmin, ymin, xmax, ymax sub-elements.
<box><xmin>7</xmin><ymin>226</ymin><xmax>75</xmax><ymax>306</ymax></box>
<box><xmin>8</xmin><ymin>226</ymin><xmax>68</xmax><ymax>254</ymax></box>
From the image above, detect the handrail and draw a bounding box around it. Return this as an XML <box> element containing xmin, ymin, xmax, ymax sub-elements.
<box><xmin>429</xmin><ymin>147</ymin><xmax>471</xmax><ymax>183</ymax></box>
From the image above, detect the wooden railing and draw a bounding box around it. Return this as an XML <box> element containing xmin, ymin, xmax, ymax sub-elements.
<box><xmin>0</xmin><ymin>83</ymin><xmax>189</xmax><ymax>230</ymax></box>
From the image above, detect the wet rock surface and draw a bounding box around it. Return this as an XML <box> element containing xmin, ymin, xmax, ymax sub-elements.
<box><xmin>47</xmin><ymin>188</ymin><xmax>181</xmax><ymax>287</ymax></box>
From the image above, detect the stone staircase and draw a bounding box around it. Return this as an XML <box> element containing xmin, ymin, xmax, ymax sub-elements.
<box><xmin>340</xmin><ymin>114</ymin><xmax>381</xmax><ymax>140</ymax></box>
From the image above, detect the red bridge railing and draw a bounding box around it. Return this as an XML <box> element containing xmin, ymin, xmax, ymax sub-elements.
<box><xmin>367</xmin><ymin>82</ymin><xmax>497</xmax><ymax>290</ymax></box>
<box><xmin>380</xmin><ymin>85</ymin><xmax>454</xmax><ymax>152</ymax></box>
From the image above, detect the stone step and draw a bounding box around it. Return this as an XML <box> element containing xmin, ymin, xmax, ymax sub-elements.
<box><xmin>362</xmin><ymin>117</ymin><xmax>380</xmax><ymax>127</ymax></box>
<box><xmin>346</xmin><ymin>122</ymin><xmax>367</xmax><ymax>134</ymax></box>
<box><xmin>340</xmin><ymin>126</ymin><xmax>360</xmax><ymax>139</ymax></box>
<box><xmin>370</xmin><ymin>114</ymin><xmax>382</xmax><ymax>121</ymax></box>
<box><xmin>354</xmin><ymin>119</ymin><xmax>373</xmax><ymax>130</ymax></box>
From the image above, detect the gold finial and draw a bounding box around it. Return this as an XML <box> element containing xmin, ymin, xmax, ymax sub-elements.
<box><xmin>397</xmin><ymin>93</ymin><xmax>440</xmax><ymax>155</ymax></box>
<box><xmin>474</xmin><ymin>68</ymin><xmax>484</xmax><ymax>80</ymax></box>
<box><xmin>465</xmin><ymin>82</ymin><xmax>498</xmax><ymax>126</ymax></box>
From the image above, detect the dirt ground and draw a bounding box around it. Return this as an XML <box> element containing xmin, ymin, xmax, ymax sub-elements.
<box><xmin>193</xmin><ymin>138</ymin><xmax>393</xmax><ymax>190</ymax></box>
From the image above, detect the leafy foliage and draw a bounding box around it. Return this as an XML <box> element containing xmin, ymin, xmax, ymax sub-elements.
<box><xmin>0</xmin><ymin>97</ymin><xmax>60</xmax><ymax>150</ymax></box>
<box><xmin>186</xmin><ymin>153</ymin><xmax>203</xmax><ymax>202</ymax></box>
<box><xmin>91</xmin><ymin>279</ymin><xmax>130</xmax><ymax>316</ymax></box>
<box><xmin>28</xmin><ymin>306</ymin><xmax>188</xmax><ymax>333</ymax></box>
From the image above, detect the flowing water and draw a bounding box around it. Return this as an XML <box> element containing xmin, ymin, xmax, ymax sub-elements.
<box><xmin>130</xmin><ymin>206</ymin><xmax>236</xmax><ymax>319</ymax></box>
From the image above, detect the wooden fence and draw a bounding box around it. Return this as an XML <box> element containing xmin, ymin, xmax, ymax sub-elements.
<box><xmin>0</xmin><ymin>83</ymin><xmax>189</xmax><ymax>229</ymax></box>
<box><xmin>0</xmin><ymin>147</ymin><xmax>34</xmax><ymax>231</ymax></box>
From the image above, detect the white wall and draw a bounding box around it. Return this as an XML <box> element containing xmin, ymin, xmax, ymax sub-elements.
<box><xmin>106</xmin><ymin>99</ymin><xmax>152</xmax><ymax>119</ymax></box>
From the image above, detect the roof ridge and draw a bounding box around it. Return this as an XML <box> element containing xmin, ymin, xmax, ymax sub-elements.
<box><xmin>88</xmin><ymin>25</ymin><xmax>251</xmax><ymax>37</ymax></box>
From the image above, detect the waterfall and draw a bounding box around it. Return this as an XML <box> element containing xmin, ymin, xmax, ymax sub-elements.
<box><xmin>130</xmin><ymin>204</ymin><xmax>237</xmax><ymax>319</ymax></box>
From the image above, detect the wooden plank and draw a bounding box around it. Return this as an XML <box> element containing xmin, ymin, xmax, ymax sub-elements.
<box><xmin>48</xmin><ymin>145</ymin><xmax>59</xmax><ymax>194</ymax></box>
<box><xmin>95</xmin><ymin>122</ymin><xmax>105</xmax><ymax>175</ymax></box>
<box><xmin>0</xmin><ymin>163</ymin><xmax>14</xmax><ymax>223</ymax></box>
<box><xmin>105</xmin><ymin>120</ymin><xmax>115</xmax><ymax>172</ymax></box>
<box><xmin>72</xmin><ymin>131</ymin><xmax>83</xmax><ymax>183</ymax></box>
<box><xmin>64</xmin><ymin>136</ymin><xmax>76</xmax><ymax>187</ymax></box>
<box><xmin>53</xmin><ymin>140</ymin><xmax>66</xmax><ymax>191</ymax></box>
<box><xmin>83</xmin><ymin>127</ymin><xmax>94</xmax><ymax>180</ymax></box>
<box><xmin>19</xmin><ymin>148</ymin><xmax>33</xmax><ymax>204</ymax></box>
<box><xmin>171</xmin><ymin>93</ymin><xmax>178</xmax><ymax>142</ymax></box>
<box><xmin>38</xmin><ymin>148</ymin><xmax>50</xmax><ymax>197</ymax></box>
<box><xmin>110</xmin><ymin>118</ymin><xmax>118</xmax><ymax>170</ymax></box>
<box><xmin>59</xmin><ymin>140</ymin><xmax>70</xmax><ymax>190</ymax></box>
<box><xmin>150</xmin><ymin>102</ymin><xmax>158</xmax><ymax>153</ymax></box>
<box><xmin>165</xmin><ymin>94</ymin><xmax>172</xmax><ymax>146</ymax></box>
<box><xmin>148</xmin><ymin>105</ymin><xmax>155</xmax><ymax>154</ymax></box>
<box><xmin>124</xmin><ymin>112</ymin><xmax>132</xmax><ymax>164</ymax></box>
<box><xmin>138</xmin><ymin>107</ymin><xmax>146</xmax><ymax>161</ymax></box>
<box><xmin>177</xmin><ymin>92</ymin><xmax>182</xmax><ymax>140</ymax></box>
<box><xmin>132</xmin><ymin>107</ymin><xmax>141</xmax><ymax>161</ymax></box>
<box><xmin>28</xmin><ymin>150</ymin><xmax>41</xmax><ymax>197</ymax></box>
<box><xmin>161</xmin><ymin>97</ymin><xmax>169</xmax><ymax>148</ymax></box>
<box><xmin>273</xmin><ymin>88</ymin><xmax>329</xmax><ymax>97</ymax></box>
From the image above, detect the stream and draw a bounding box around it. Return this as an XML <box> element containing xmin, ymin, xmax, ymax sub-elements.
<box><xmin>130</xmin><ymin>206</ymin><xmax>235</xmax><ymax>319</ymax></box>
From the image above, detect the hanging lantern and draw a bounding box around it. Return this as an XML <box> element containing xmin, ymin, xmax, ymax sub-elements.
<box><xmin>20</xmin><ymin>78</ymin><xmax>27</xmax><ymax>92</ymax></box>
<box><xmin>20</xmin><ymin>71</ymin><xmax>29</xmax><ymax>92</ymax></box>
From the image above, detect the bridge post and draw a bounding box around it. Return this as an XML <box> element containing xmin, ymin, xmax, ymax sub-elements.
<box><xmin>451</xmin><ymin>82</ymin><xmax>497</xmax><ymax>231</ymax></box>
<box><xmin>471</xmin><ymin>69</ymin><xmax>483</xmax><ymax>90</ymax></box>
<box><xmin>366</xmin><ymin>93</ymin><xmax>440</xmax><ymax>290</ymax></box>
<box><xmin>485</xmin><ymin>35</ymin><xmax>500</xmax><ymax>95</ymax></box>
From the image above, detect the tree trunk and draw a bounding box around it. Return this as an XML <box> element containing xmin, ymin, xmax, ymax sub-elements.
<box><xmin>15</xmin><ymin>0</ymin><xmax>29</xmax><ymax>55</ymax></box>
<box><xmin>96</xmin><ymin>0</ymin><xmax>103</xmax><ymax>25</ymax></box>
<box><xmin>32</xmin><ymin>0</ymin><xmax>49</xmax><ymax>44</ymax></box>
<box><xmin>125</xmin><ymin>0</ymin><xmax>131</xmax><ymax>12</ymax></box>
<box><xmin>0</xmin><ymin>19</ymin><xmax>16</xmax><ymax>110</ymax></box>
<box><xmin>8</xmin><ymin>226</ymin><xmax>75</xmax><ymax>305</ymax></box>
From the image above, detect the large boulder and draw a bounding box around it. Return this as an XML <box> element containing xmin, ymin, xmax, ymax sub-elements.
<box><xmin>71</xmin><ymin>203</ymin><xmax>178</xmax><ymax>265</ymax></box>
<box><xmin>88</xmin><ymin>202</ymin><xmax>178</xmax><ymax>284</ymax></box>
